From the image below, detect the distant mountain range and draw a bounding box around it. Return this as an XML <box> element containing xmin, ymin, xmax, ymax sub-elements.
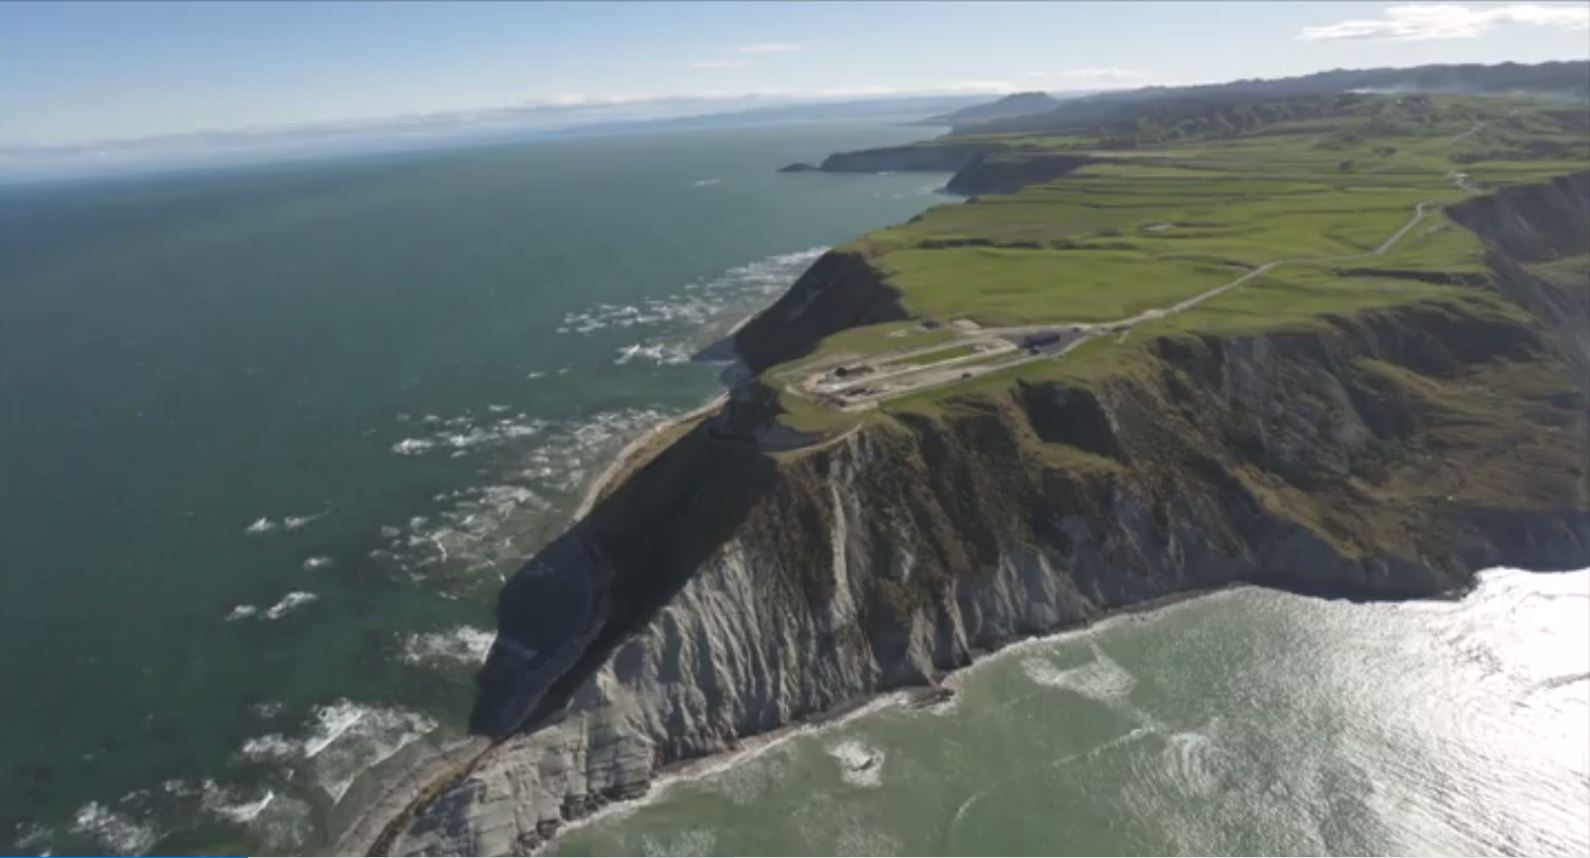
<box><xmin>951</xmin><ymin>60</ymin><xmax>1590</xmax><ymax>136</ymax></box>
<box><xmin>549</xmin><ymin>94</ymin><xmax>1000</xmax><ymax>137</ymax></box>
<box><xmin>1</xmin><ymin>92</ymin><xmax>1002</xmax><ymax>185</ymax></box>
<box><xmin>919</xmin><ymin>92</ymin><xmax>1067</xmax><ymax>127</ymax></box>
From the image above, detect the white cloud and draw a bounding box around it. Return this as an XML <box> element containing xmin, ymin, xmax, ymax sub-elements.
<box><xmin>537</xmin><ymin>92</ymin><xmax>663</xmax><ymax>108</ymax></box>
<box><xmin>546</xmin><ymin>93</ymin><xmax>595</xmax><ymax>106</ymax></box>
<box><xmin>1058</xmin><ymin>67</ymin><xmax>1148</xmax><ymax>81</ymax></box>
<box><xmin>1299</xmin><ymin>3</ymin><xmax>1590</xmax><ymax>41</ymax></box>
<box><xmin>689</xmin><ymin>60</ymin><xmax>748</xmax><ymax>70</ymax></box>
<box><xmin>816</xmin><ymin>84</ymin><xmax>902</xmax><ymax>97</ymax></box>
<box><xmin>812</xmin><ymin>80</ymin><xmax>1019</xmax><ymax>98</ymax></box>
<box><xmin>737</xmin><ymin>42</ymin><xmax>803</xmax><ymax>54</ymax></box>
<box><xmin>1026</xmin><ymin>71</ymin><xmax>1051</xmax><ymax>80</ymax></box>
<box><xmin>939</xmin><ymin>79</ymin><xmax>1020</xmax><ymax>93</ymax></box>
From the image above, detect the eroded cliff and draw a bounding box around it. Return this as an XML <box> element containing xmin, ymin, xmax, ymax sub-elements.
<box><xmin>777</xmin><ymin>145</ymin><xmax>1099</xmax><ymax>197</ymax></box>
<box><xmin>376</xmin><ymin>177</ymin><xmax>1590</xmax><ymax>857</ymax></box>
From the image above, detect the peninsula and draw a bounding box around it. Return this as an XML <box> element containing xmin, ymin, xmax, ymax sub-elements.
<box><xmin>351</xmin><ymin>64</ymin><xmax>1590</xmax><ymax>856</ymax></box>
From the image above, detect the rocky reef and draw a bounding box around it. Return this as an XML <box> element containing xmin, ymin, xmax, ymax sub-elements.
<box><xmin>367</xmin><ymin>175</ymin><xmax>1590</xmax><ymax>857</ymax></box>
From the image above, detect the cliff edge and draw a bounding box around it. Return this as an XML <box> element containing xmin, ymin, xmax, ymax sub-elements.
<box><xmin>371</xmin><ymin>171</ymin><xmax>1590</xmax><ymax>856</ymax></box>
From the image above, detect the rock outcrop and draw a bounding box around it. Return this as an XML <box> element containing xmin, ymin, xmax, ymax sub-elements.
<box><xmin>732</xmin><ymin>249</ymin><xmax>904</xmax><ymax>372</ymax></box>
<box><xmin>944</xmin><ymin>154</ymin><xmax>1094</xmax><ymax>196</ymax></box>
<box><xmin>1447</xmin><ymin>172</ymin><xmax>1590</xmax><ymax>264</ymax></box>
<box><xmin>808</xmin><ymin>143</ymin><xmax>996</xmax><ymax>174</ymax></box>
<box><xmin>372</xmin><ymin>176</ymin><xmax>1590</xmax><ymax>857</ymax></box>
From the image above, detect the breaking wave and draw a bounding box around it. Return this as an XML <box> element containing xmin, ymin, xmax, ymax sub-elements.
<box><xmin>304</xmin><ymin>703</ymin><xmax>438</xmax><ymax>803</ymax></box>
<box><xmin>284</xmin><ymin>511</ymin><xmax>326</xmax><ymax>530</ymax></box>
<box><xmin>640</xmin><ymin>828</ymin><xmax>718</xmax><ymax>855</ymax></box>
<box><xmin>373</xmin><ymin>246</ymin><xmax>829</xmax><ymax>583</ymax></box>
<box><xmin>244</xmin><ymin>517</ymin><xmax>278</xmax><ymax>535</ymax></box>
<box><xmin>239</xmin><ymin>733</ymin><xmax>298</xmax><ymax>763</ymax></box>
<box><xmin>557</xmin><ymin>246</ymin><xmax>826</xmax><ymax>337</ymax></box>
<box><xmin>378</xmin><ymin>407</ymin><xmax>667</xmax><ymax>580</ymax></box>
<box><xmin>70</xmin><ymin>801</ymin><xmax>158</xmax><ymax>855</ymax></box>
<box><xmin>174</xmin><ymin>244</ymin><xmax>832</xmax><ymax>852</ymax></box>
<box><xmin>237</xmin><ymin>701</ymin><xmax>439</xmax><ymax>804</ymax></box>
<box><xmin>614</xmin><ymin>341</ymin><xmax>691</xmax><ymax>366</ymax></box>
<box><xmin>243</xmin><ymin>511</ymin><xmax>326</xmax><ymax>535</ymax></box>
<box><xmin>402</xmin><ymin>626</ymin><xmax>496</xmax><ymax>666</ymax></box>
<box><xmin>389</xmin><ymin>411</ymin><xmax>547</xmax><ymax>458</ymax></box>
<box><xmin>1021</xmin><ymin>644</ymin><xmax>1137</xmax><ymax>704</ymax></box>
<box><xmin>228</xmin><ymin>595</ymin><xmax>318</xmax><ymax>622</ymax></box>
<box><xmin>826</xmin><ymin>737</ymin><xmax>886</xmax><ymax>788</ymax></box>
<box><xmin>200</xmin><ymin>781</ymin><xmax>276</xmax><ymax>823</ymax></box>
<box><xmin>263</xmin><ymin>591</ymin><xmax>318</xmax><ymax>620</ymax></box>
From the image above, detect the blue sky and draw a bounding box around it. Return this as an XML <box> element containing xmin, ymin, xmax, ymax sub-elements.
<box><xmin>2</xmin><ymin>1</ymin><xmax>1588</xmax><ymax>146</ymax></box>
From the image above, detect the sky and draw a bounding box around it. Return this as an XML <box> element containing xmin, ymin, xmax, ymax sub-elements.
<box><xmin>2</xmin><ymin>1</ymin><xmax>1588</xmax><ymax>148</ymax></box>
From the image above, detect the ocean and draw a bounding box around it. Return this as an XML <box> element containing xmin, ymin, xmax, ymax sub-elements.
<box><xmin>0</xmin><ymin>122</ymin><xmax>950</xmax><ymax>855</ymax></box>
<box><xmin>552</xmin><ymin>568</ymin><xmax>1590</xmax><ymax>857</ymax></box>
<box><xmin>5</xmin><ymin>122</ymin><xmax>1586</xmax><ymax>858</ymax></box>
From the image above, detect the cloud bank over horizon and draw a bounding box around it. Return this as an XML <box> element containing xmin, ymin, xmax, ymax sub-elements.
<box><xmin>0</xmin><ymin>86</ymin><xmax>1022</xmax><ymax>183</ymax></box>
<box><xmin>6</xmin><ymin>1</ymin><xmax>1587</xmax><ymax>151</ymax></box>
<box><xmin>1299</xmin><ymin>3</ymin><xmax>1590</xmax><ymax>42</ymax></box>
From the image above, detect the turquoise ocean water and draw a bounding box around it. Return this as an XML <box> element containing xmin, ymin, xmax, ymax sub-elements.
<box><xmin>0</xmin><ymin>122</ymin><xmax>948</xmax><ymax>855</ymax></box>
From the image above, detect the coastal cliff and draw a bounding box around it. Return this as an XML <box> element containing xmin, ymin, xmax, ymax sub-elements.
<box><xmin>778</xmin><ymin>145</ymin><xmax>1097</xmax><ymax>197</ymax></box>
<box><xmin>779</xmin><ymin>142</ymin><xmax>995</xmax><ymax>176</ymax></box>
<box><xmin>732</xmin><ymin>249</ymin><xmax>906</xmax><ymax>372</ymax></box>
<box><xmin>370</xmin><ymin>173</ymin><xmax>1590</xmax><ymax>857</ymax></box>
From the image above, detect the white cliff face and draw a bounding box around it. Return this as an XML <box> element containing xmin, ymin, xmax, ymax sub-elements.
<box><xmin>402</xmin><ymin>424</ymin><xmax>1576</xmax><ymax>858</ymax></box>
<box><xmin>386</xmin><ymin>231</ymin><xmax>1590</xmax><ymax>855</ymax></box>
<box><xmin>396</xmin><ymin>437</ymin><xmax>889</xmax><ymax>856</ymax></box>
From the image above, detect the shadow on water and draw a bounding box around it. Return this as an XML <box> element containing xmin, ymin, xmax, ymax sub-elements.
<box><xmin>467</xmin><ymin>419</ymin><xmax>778</xmax><ymax>738</ymax></box>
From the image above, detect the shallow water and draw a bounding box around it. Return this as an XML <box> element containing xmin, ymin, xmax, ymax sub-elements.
<box><xmin>554</xmin><ymin>568</ymin><xmax>1590</xmax><ymax>857</ymax></box>
<box><xmin>0</xmin><ymin>122</ymin><xmax>948</xmax><ymax>855</ymax></box>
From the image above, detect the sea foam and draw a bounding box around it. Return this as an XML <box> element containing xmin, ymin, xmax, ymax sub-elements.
<box><xmin>1021</xmin><ymin>644</ymin><xmax>1137</xmax><ymax>703</ymax></box>
<box><xmin>70</xmin><ymin>802</ymin><xmax>157</xmax><ymax>855</ymax></box>
<box><xmin>302</xmin><ymin>702</ymin><xmax>438</xmax><ymax>803</ymax></box>
<box><xmin>557</xmin><ymin>245</ymin><xmax>825</xmax><ymax>338</ymax></box>
<box><xmin>200</xmin><ymin>781</ymin><xmax>275</xmax><ymax>823</ymax></box>
<box><xmin>263</xmin><ymin>591</ymin><xmax>317</xmax><ymax>620</ymax></box>
<box><xmin>826</xmin><ymin>737</ymin><xmax>886</xmax><ymax>788</ymax></box>
<box><xmin>402</xmin><ymin>626</ymin><xmax>495</xmax><ymax>666</ymax></box>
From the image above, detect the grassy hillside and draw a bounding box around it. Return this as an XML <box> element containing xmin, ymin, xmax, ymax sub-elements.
<box><xmin>755</xmin><ymin>93</ymin><xmax>1588</xmax><ymax>437</ymax></box>
<box><xmin>958</xmin><ymin>60</ymin><xmax>1590</xmax><ymax>136</ymax></box>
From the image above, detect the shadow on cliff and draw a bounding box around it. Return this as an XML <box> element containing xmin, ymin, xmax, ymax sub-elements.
<box><xmin>467</xmin><ymin>170</ymin><xmax>1590</xmax><ymax>740</ymax></box>
<box><xmin>468</xmin><ymin>421</ymin><xmax>778</xmax><ymax>738</ymax></box>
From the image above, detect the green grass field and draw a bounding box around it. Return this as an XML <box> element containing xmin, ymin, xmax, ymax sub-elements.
<box><xmin>764</xmin><ymin>93</ymin><xmax>1588</xmax><ymax>432</ymax></box>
